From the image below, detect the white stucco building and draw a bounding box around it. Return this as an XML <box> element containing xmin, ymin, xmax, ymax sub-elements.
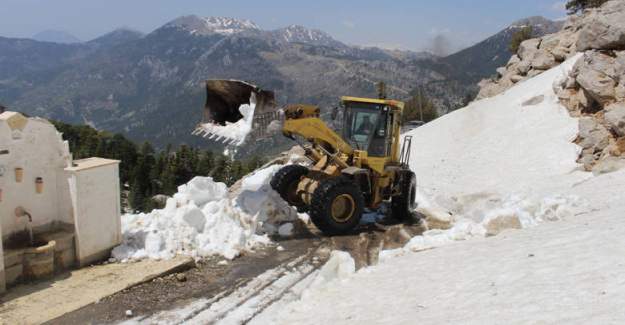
<box><xmin>0</xmin><ymin>111</ymin><xmax>121</xmax><ymax>293</ymax></box>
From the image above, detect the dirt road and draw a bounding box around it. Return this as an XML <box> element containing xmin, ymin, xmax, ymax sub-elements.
<box><xmin>47</xmin><ymin>221</ymin><xmax>424</xmax><ymax>324</ymax></box>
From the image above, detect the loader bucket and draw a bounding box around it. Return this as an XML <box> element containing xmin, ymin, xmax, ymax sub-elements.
<box><xmin>193</xmin><ymin>80</ymin><xmax>281</xmax><ymax>146</ymax></box>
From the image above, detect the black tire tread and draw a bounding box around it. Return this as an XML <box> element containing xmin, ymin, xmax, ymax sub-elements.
<box><xmin>309</xmin><ymin>176</ymin><xmax>364</xmax><ymax>235</ymax></box>
<box><xmin>391</xmin><ymin>170</ymin><xmax>417</xmax><ymax>221</ymax></box>
<box><xmin>270</xmin><ymin>165</ymin><xmax>309</xmax><ymax>208</ymax></box>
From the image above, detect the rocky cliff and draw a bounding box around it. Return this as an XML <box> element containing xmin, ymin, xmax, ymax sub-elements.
<box><xmin>477</xmin><ymin>0</ymin><xmax>625</xmax><ymax>173</ymax></box>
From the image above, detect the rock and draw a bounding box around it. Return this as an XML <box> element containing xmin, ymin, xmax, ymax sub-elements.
<box><xmin>578</xmin><ymin>117</ymin><xmax>611</xmax><ymax>151</ymax></box>
<box><xmin>577</xmin><ymin>1</ymin><xmax>625</xmax><ymax>51</ymax></box>
<box><xmin>496</xmin><ymin>67</ymin><xmax>507</xmax><ymax>77</ymax></box>
<box><xmin>605</xmin><ymin>102</ymin><xmax>625</xmax><ymax>136</ymax></box>
<box><xmin>588</xmin><ymin>51</ymin><xmax>618</xmax><ymax>79</ymax></box>
<box><xmin>565</xmin><ymin>76</ymin><xmax>577</xmax><ymax>89</ymax></box>
<box><xmin>616</xmin><ymin>51</ymin><xmax>625</xmax><ymax>82</ymax></box>
<box><xmin>416</xmin><ymin>207</ymin><xmax>453</xmax><ymax>230</ymax></box>
<box><xmin>578</xmin><ymin>89</ymin><xmax>591</xmax><ymax>108</ymax></box>
<box><xmin>540</xmin><ymin>34</ymin><xmax>561</xmax><ymax>52</ymax></box>
<box><xmin>576</xmin><ymin>66</ymin><xmax>616</xmax><ymax>105</ymax></box>
<box><xmin>510</xmin><ymin>74</ymin><xmax>524</xmax><ymax>83</ymax></box>
<box><xmin>518</xmin><ymin>38</ymin><xmax>540</xmax><ymax>60</ymax></box>
<box><xmin>175</xmin><ymin>273</ymin><xmax>187</xmax><ymax>282</ymax></box>
<box><xmin>531</xmin><ymin>50</ymin><xmax>557</xmax><ymax>70</ymax></box>
<box><xmin>476</xmin><ymin>78</ymin><xmax>513</xmax><ymax>100</ymax></box>
<box><xmin>592</xmin><ymin>156</ymin><xmax>625</xmax><ymax>175</ymax></box>
<box><xmin>483</xmin><ymin>214</ymin><xmax>522</xmax><ymax>236</ymax></box>
<box><xmin>557</xmin><ymin>30</ymin><xmax>578</xmax><ymax>49</ymax></box>
<box><xmin>125</xmin><ymin>310</ymin><xmax>133</xmax><ymax>317</ymax></box>
<box><xmin>278</xmin><ymin>222</ymin><xmax>294</xmax><ymax>237</ymax></box>
<box><xmin>517</xmin><ymin>60</ymin><xmax>531</xmax><ymax>75</ymax></box>
<box><xmin>551</xmin><ymin>47</ymin><xmax>569</xmax><ymax>62</ymax></box>
<box><xmin>563</xmin><ymin>15</ymin><xmax>582</xmax><ymax>32</ymax></box>
<box><xmin>579</xmin><ymin>148</ymin><xmax>595</xmax><ymax>170</ymax></box>
<box><xmin>522</xmin><ymin>95</ymin><xmax>544</xmax><ymax>106</ymax></box>
<box><xmin>616</xmin><ymin>83</ymin><xmax>625</xmax><ymax>101</ymax></box>
<box><xmin>527</xmin><ymin>69</ymin><xmax>544</xmax><ymax>78</ymax></box>
<box><xmin>507</xmin><ymin>54</ymin><xmax>521</xmax><ymax>68</ymax></box>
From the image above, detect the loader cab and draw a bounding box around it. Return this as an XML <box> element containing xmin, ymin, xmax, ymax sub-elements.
<box><xmin>341</xmin><ymin>98</ymin><xmax>397</xmax><ymax>157</ymax></box>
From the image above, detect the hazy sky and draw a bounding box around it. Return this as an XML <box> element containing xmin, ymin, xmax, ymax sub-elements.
<box><xmin>0</xmin><ymin>0</ymin><xmax>568</xmax><ymax>53</ymax></box>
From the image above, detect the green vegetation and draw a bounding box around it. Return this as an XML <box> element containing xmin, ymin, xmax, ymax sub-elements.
<box><xmin>509</xmin><ymin>26</ymin><xmax>533</xmax><ymax>54</ymax></box>
<box><xmin>52</xmin><ymin>121</ymin><xmax>265</xmax><ymax>212</ymax></box>
<box><xmin>565</xmin><ymin>0</ymin><xmax>609</xmax><ymax>13</ymax></box>
<box><xmin>403</xmin><ymin>88</ymin><xmax>439</xmax><ymax>123</ymax></box>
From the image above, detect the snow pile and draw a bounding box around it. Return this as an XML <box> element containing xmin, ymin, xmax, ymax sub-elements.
<box><xmin>405</xmin><ymin>54</ymin><xmax>587</xmax><ymax>198</ymax></box>
<box><xmin>380</xmin><ymin>192</ymin><xmax>586</xmax><ymax>262</ymax></box>
<box><xmin>194</xmin><ymin>102</ymin><xmax>255</xmax><ymax>146</ymax></box>
<box><xmin>112</xmin><ymin>164</ymin><xmax>301</xmax><ymax>261</ymax></box>
<box><xmin>374</xmin><ymin>55</ymin><xmax>592</xmax><ymax>260</ymax></box>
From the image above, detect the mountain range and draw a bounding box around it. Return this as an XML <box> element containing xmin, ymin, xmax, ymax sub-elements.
<box><xmin>0</xmin><ymin>15</ymin><xmax>562</xmax><ymax>155</ymax></box>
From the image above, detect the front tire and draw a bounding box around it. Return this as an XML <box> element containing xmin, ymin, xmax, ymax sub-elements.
<box><xmin>391</xmin><ymin>170</ymin><xmax>417</xmax><ymax>221</ymax></box>
<box><xmin>270</xmin><ymin>165</ymin><xmax>309</xmax><ymax>210</ymax></box>
<box><xmin>309</xmin><ymin>177</ymin><xmax>364</xmax><ymax>235</ymax></box>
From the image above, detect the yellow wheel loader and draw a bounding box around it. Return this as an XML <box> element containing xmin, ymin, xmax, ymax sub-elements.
<box><xmin>196</xmin><ymin>80</ymin><xmax>417</xmax><ymax>235</ymax></box>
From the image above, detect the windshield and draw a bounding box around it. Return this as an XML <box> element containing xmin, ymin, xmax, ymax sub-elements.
<box><xmin>343</xmin><ymin>102</ymin><xmax>381</xmax><ymax>151</ymax></box>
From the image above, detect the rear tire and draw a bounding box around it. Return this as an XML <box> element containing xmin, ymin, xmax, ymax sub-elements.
<box><xmin>391</xmin><ymin>170</ymin><xmax>417</xmax><ymax>221</ymax></box>
<box><xmin>309</xmin><ymin>177</ymin><xmax>364</xmax><ymax>235</ymax></box>
<box><xmin>270</xmin><ymin>165</ymin><xmax>309</xmax><ymax>210</ymax></box>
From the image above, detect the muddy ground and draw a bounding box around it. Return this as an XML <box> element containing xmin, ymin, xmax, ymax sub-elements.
<box><xmin>46</xmin><ymin>219</ymin><xmax>425</xmax><ymax>325</ymax></box>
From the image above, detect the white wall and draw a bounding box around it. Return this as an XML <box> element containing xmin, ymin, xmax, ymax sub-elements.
<box><xmin>0</xmin><ymin>113</ymin><xmax>72</xmax><ymax>238</ymax></box>
<box><xmin>67</xmin><ymin>159</ymin><xmax>121</xmax><ymax>266</ymax></box>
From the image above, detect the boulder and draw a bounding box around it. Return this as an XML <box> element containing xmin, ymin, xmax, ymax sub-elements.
<box><xmin>578</xmin><ymin>116</ymin><xmax>611</xmax><ymax>151</ymax></box>
<box><xmin>616</xmin><ymin>83</ymin><xmax>625</xmax><ymax>101</ymax></box>
<box><xmin>563</xmin><ymin>14</ymin><xmax>582</xmax><ymax>32</ymax></box>
<box><xmin>510</xmin><ymin>74</ymin><xmax>524</xmax><ymax>83</ymax></box>
<box><xmin>483</xmin><ymin>214</ymin><xmax>522</xmax><ymax>236</ymax></box>
<box><xmin>496</xmin><ymin>67</ymin><xmax>507</xmax><ymax>77</ymax></box>
<box><xmin>616</xmin><ymin>51</ymin><xmax>625</xmax><ymax>81</ymax></box>
<box><xmin>540</xmin><ymin>34</ymin><xmax>561</xmax><ymax>52</ymax></box>
<box><xmin>605</xmin><ymin>102</ymin><xmax>625</xmax><ymax>136</ymax></box>
<box><xmin>517</xmin><ymin>60</ymin><xmax>531</xmax><ymax>75</ymax></box>
<box><xmin>527</xmin><ymin>69</ymin><xmax>544</xmax><ymax>78</ymax></box>
<box><xmin>506</xmin><ymin>54</ymin><xmax>521</xmax><ymax>68</ymax></box>
<box><xmin>565</xmin><ymin>76</ymin><xmax>577</xmax><ymax>89</ymax></box>
<box><xmin>518</xmin><ymin>38</ymin><xmax>540</xmax><ymax>60</ymax></box>
<box><xmin>587</xmin><ymin>51</ymin><xmax>618</xmax><ymax>79</ymax></box>
<box><xmin>531</xmin><ymin>50</ymin><xmax>557</xmax><ymax>70</ymax></box>
<box><xmin>577</xmin><ymin>1</ymin><xmax>625</xmax><ymax>51</ymax></box>
<box><xmin>576</xmin><ymin>66</ymin><xmax>616</xmax><ymax>105</ymax></box>
<box><xmin>551</xmin><ymin>47</ymin><xmax>569</xmax><ymax>62</ymax></box>
<box><xmin>592</xmin><ymin>156</ymin><xmax>625</xmax><ymax>175</ymax></box>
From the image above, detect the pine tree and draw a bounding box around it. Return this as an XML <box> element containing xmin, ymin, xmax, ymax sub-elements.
<box><xmin>129</xmin><ymin>142</ymin><xmax>156</xmax><ymax>211</ymax></box>
<box><xmin>565</xmin><ymin>0</ymin><xmax>608</xmax><ymax>13</ymax></box>
<box><xmin>211</xmin><ymin>155</ymin><xmax>231</xmax><ymax>184</ymax></box>
<box><xmin>197</xmin><ymin>151</ymin><xmax>214</xmax><ymax>176</ymax></box>
<box><xmin>403</xmin><ymin>88</ymin><xmax>439</xmax><ymax>123</ymax></box>
<box><xmin>509</xmin><ymin>26</ymin><xmax>533</xmax><ymax>54</ymax></box>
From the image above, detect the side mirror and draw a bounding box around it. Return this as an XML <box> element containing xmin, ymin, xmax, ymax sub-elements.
<box><xmin>331</xmin><ymin>106</ymin><xmax>339</xmax><ymax>120</ymax></box>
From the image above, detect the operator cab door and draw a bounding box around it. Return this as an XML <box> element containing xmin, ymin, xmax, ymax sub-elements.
<box><xmin>343</xmin><ymin>102</ymin><xmax>392</xmax><ymax>157</ymax></box>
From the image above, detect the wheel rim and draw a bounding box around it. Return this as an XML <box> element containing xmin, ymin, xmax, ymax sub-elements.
<box><xmin>331</xmin><ymin>194</ymin><xmax>356</xmax><ymax>223</ymax></box>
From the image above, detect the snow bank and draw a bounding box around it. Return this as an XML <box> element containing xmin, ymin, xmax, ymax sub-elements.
<box><xmin>378</xmin><ymin>54</ymin><xmax>591</xmax><ymax>261</ymax></box>
<box><xmin>405</xmin><ymin>54</ymin><xmax>586</xmax><ymax>198</ymax></box>
<box><xmin>112</xmin><ymin>164</ymin><xmax>301</xmax><ymax>261</ymax></box>
<box><xmin>380</xmin><ymin>193</ymin><xmax>586</xmax><ymax>262</ymax></box>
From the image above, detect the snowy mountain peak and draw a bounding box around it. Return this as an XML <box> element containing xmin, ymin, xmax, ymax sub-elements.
<box><xmin>273</xmin><ymin>24</ymin><xmax>341</xmax><ymax>47</ymax></box>
<box><xmin>508</xmin><ymin>16</ymin><xmax>562</xmax><ymax>30</ymax></box>
<box><xmin>165</xmin><ymin>15</ymin><xmax>260</xmax><ymax>35</ymax></box>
